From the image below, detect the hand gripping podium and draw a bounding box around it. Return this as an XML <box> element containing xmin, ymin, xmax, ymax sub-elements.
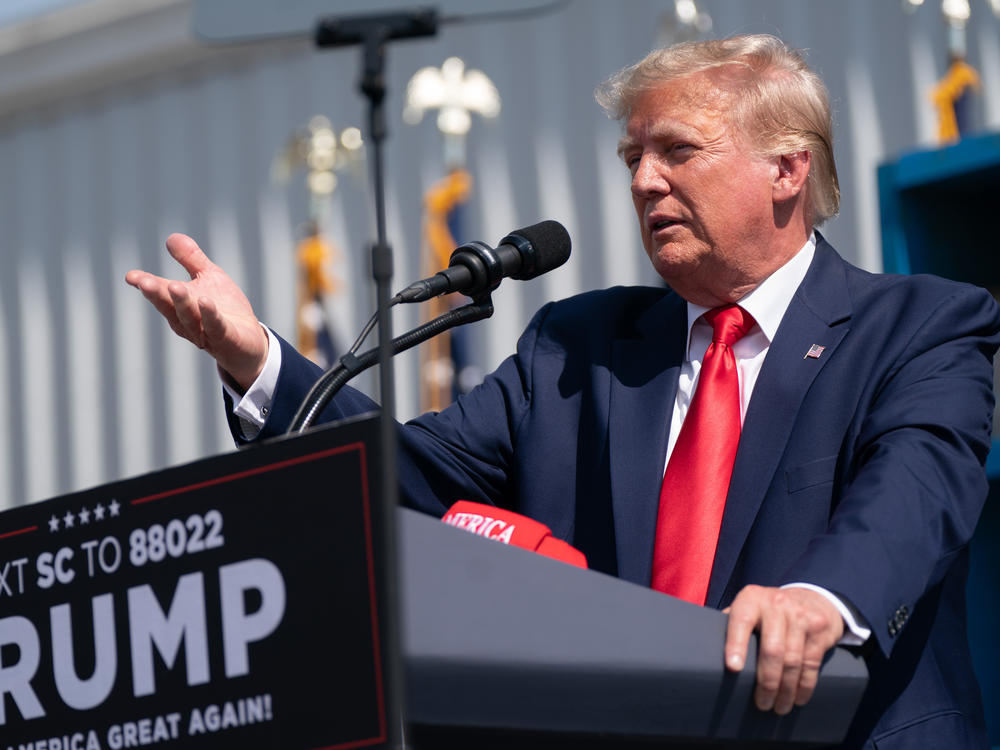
<box><xmin>0</xmin><ymin>416</ymin><xmax>866</xmax><ymax>748</ymax></box>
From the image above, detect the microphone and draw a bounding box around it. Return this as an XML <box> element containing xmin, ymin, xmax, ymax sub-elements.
<box><xmin>441</xmin><ymin>501</ymin><xmax>588</xmax><ymax>568</ymax></box>
<box><xmin>395</xmin><ymin>220</ymin><xmax>571</xmax><ymax>303</ymax></box>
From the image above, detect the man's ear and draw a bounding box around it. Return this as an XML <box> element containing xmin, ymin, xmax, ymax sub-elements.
<box><xmin>773</xmin><ymin>150</ymin><xmax>811</xmax><ymax>203</ymax></box>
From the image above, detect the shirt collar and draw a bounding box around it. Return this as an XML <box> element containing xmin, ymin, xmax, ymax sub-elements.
<box><xmin>684</xmin><ymin>233</ymin><xmax>816</xmax><ymax>354</ymax></box>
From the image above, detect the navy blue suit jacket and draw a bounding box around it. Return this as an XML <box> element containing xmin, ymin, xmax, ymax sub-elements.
<box><xmin>234</xmin><ymin>237</ymin><xmax>1000</xmax><ymax>749</ymax></box>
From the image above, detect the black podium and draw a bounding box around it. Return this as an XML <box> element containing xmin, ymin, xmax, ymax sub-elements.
<box><xmin>399</xmin><ymin>509</ymin><xmax>867</xmax><ymax>749</ymax></box>
<box><xmin>0</xmin><ymin>416</ymin><xmax>867</xmax><ymax>748</ymax></box>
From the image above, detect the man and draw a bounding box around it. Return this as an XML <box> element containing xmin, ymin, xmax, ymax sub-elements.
<box><xmin>126</xmin><ymin>35</ymin><xmax>999</xmax><ymax>749</ymax></box>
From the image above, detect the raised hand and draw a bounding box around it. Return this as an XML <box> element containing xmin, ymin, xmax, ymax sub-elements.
<box><xmin>125</xmin><ymin>233</ymin><xmax>269</xmax><ymax>391</ymax></box>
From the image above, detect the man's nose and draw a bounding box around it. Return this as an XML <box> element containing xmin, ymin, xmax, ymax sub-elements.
<box><xmin>631</xmin><ymin>155</ymin><xmax>669</xmax><ymax>198</ymax></box>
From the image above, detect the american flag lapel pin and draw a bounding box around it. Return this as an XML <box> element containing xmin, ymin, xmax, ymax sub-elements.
<box><xmin>804</xmin><ymin>344</ymin><xmax>826</xmax><ymax>360</ymax></box>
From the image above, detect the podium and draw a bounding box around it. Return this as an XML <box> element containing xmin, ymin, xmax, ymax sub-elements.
<box><xmin>0</xmin><ymin>416</ymin><xmax>867</xmax><ymax>748</ymax></box>
<box><xmin>400</xmin><ymin>509</ymin><xmax>867</xmax><ymax>748</ymax></box>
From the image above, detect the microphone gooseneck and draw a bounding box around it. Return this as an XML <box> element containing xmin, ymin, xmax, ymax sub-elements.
<box><xmin>286</xmin><ymin>219</ymin><xmax>572</xmax><ymax>434</ymax></box>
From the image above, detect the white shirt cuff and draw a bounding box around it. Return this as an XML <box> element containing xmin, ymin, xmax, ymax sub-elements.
<box><xmin>781</xmin><ymin>582</ymin><xmax>872</xmax><ymax>647</ymax></box>
<box><xmin>221</xmin><ymin>326</ymin><xmax>283</xmax><ymax>438</ymax></box>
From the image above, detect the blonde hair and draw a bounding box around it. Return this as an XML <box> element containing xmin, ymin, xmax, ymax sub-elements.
<box><xmin>596</xmin><ymin>34</ymin><xmax>839</xmax><ymax>225</ymax></box>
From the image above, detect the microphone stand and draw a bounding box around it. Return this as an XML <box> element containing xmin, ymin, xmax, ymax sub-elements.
<box><xmin>289</xmin><ymin>296</ymin><xmax>494</xmax><ymax>433</ymax></box>
<box><xmin>313</xmin><ymin>10</ymin><xmax>438</xmax><ymax>748</ymax></box>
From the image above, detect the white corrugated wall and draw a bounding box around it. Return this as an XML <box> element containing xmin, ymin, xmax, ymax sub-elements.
<box><xmin>1</xmin><ymin>0</ymin><xmax>998</xmax><ymax>508</ymax></box>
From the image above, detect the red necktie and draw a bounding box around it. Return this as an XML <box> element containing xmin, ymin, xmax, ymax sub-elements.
<box><xmin>650</xmin><ymin>305</ymin><xmax>755</xmax><ymax>604</ymax></box>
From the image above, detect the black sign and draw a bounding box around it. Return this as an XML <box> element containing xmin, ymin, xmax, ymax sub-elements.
<box><xmin>0</xmin><ymin>415</ymin><xmax>391</xmax><ymax>750</ymax></box>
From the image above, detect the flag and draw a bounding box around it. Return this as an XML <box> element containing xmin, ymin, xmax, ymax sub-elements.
<box><xmin>931</xmin><ymin>57</ymin><xmax>981</xmax><ymax>144</ymax></box>
<box><xmin>296</xmin><ymin>221</ymin><xmax>340</xmax><ymax>369</ymax></box>
<box><xmin>420</xmin><ymin>169</ymin><xmax>483</xmax><ymax>412</ymax></box>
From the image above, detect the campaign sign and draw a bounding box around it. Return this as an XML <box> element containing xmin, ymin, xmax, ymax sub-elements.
<box><xmin>0</xmin><ymin>415</ymin><xmax>392</xmax><ymax>750</ymax></box>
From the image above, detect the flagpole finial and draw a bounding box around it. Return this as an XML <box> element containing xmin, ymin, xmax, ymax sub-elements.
<box><xmin>273</xmin><ymin>116</ymin><xmax>365</xmax><ymax>223</ymax></box>
<box><xmin>403</xmin><ymin>56</ymin><xmax>501</xmax><ymax>168</ymax></box>
<box><xmin>656</xmin><ymin>0</ymin><xmax>712</xmax><ymax>46</ymax></box>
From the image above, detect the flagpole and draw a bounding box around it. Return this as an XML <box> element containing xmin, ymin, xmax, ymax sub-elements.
<box><xmin>403</xmin><ymin>56</ymin><xmax>501</xmax><ymax>412</ymax></box>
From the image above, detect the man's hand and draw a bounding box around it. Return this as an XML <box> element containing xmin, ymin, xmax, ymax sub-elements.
<box><xmin>723</xmin><ymin>585</ymin><xmax>844</xmax><ymax>715</ymax></box>
<box><xmin>125</xmin><ymin>233</ymin><xmax>268</xmax><ymax>391</ymax></box>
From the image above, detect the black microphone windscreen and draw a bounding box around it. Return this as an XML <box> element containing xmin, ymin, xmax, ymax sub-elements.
<box><xmin>505</xmin><ymin>220</ymin><xmax>571</xmax><ymax>279</ymax></box>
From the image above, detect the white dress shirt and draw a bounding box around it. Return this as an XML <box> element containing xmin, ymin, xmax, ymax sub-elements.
<box><xmin>666</xmin><ymin>236</ymin><xmax>816</xmax><ymax>465</ymax></box>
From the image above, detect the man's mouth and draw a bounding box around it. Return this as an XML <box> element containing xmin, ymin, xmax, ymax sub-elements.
<box><xmin>650</xmin><ymin>218</ymin><xmax>682</xmax><ymax>231</ymax></box>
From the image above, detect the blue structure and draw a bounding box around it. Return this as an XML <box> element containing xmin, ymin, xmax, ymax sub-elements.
<box><xmin>878</xmin><ymin>131</ymin><xmax>1000</xmax><ymax>744</ymax></box>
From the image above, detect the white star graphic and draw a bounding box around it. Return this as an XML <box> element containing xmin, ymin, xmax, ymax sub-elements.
<box><xmin>79</xmin><ymin>507</ymin><xmax>91</xmax><ymax>524</ymax></box>
<box><xmin>93</xmin><ymin>503</ymin><xmax>106</xmax><ymax>521</ymax></box>
<box><xmin>48</xmin><ymin>515</ymin><xmax>60</xmax><ymax>532</ymax></box>
<box><xmin>109</xmin><ymin>499</ymin><xmax>121</xmax><ymax>517</ymax></box>
<box><xmin>63</xmin><ymin>510</ymin><xmax>75</xmax><ymax>528</ymax></box>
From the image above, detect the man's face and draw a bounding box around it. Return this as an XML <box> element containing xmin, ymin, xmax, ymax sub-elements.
<box><xmin>620</xmin><ymin>74</ymin><xmax>780</xmax><ymax>305</ymax></box>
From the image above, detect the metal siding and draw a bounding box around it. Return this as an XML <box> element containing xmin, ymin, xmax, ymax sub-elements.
<box><xmin>1</xmin><ymin>0</ymin><xmax>999</xmax><ymax>507</ymax></box>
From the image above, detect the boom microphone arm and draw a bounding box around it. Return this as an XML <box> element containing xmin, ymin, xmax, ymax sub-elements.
<box><xmin>287</xmin><ymin>295</ymin><xmax>495</xmax><ymax>434</ymax></box>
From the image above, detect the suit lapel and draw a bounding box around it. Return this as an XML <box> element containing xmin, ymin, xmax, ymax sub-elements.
<box><xmin>609</xmin><ymin>292</ymin><xmax>688</xmax><ymax>585</ymax></box>
<box><xmin>706</xmin><ymin>239</ymin><xmax>854</xmax><ymax>606</ymax></box>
